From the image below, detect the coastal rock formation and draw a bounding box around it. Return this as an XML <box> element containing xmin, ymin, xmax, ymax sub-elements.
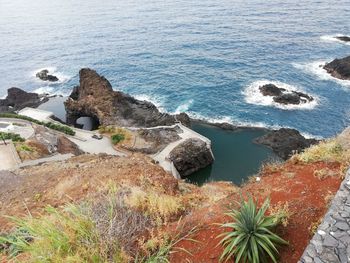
<box><xmin>65</xmin><ymin>68</ymin><xmax>190</xmax><ymax>128</ymax></box>
<box><xmin>0</xmin><ymin>87</ymin><xmax>48</xmax><ymax>112</ymax></box>
<box><xmin>259</xmin><ymin>84</ymin><xmax>314</xmax><ymax>105</ymax></box>
<box><xmin>255</xmin><ymin>128</ymin><xmax>318</xmax><ymax>160</ymax></box>
<box><xmin>36</xmin><ymin>69</ymin><xmax>59</xmax><ymax>82</ymax></box>
<box><xmin>169</xmin><ymin>138</ymin><xmax>214</xmax><ymax>178</ymax></box>
<box><xmin>335</xmin><ymin>35</ymin><xmax>350</xmax><ymax>42</ymax></box>
<box><xmin>323</xmin><ymin>56</ymin><xmax>350</xmax><ymax>80</ymax></box>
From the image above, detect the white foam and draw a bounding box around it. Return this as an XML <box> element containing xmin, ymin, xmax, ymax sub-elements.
<box><xmin>133</xmin><ymin>93</ymin><xmax>166</xmax><ymax>112</ymax></box>
<box><xmin>293</xmin><ymin>61</ymin><xmax>350</xmax><ymax>87</ymax></box>
<box><xmin>32</xmin><ymin>86</ymin><xmax>68</xmax><ymax>96</ymax></box>
<box><xmin>242</xmin><ymin>80</ymin><xmax>318</xmax><ymax>110</ymax></box>
<box><xmin>320</xmin><ymin>34</ymin><xmax>350</xmax><ymax>46</ymax></box>
<box><xmin>32</xmin><ymin>66</ymin><xmax>71</xmax><ymax>84</ymax></box>
<box><xmin>186</xmin><ymin>111</ymin><xmax>322</xmax><ymax>139</ymax></box>
<box><xmin>173</xmin><ymin>99</ymin><xmax>193</xmax><ymax>114</ymax></box>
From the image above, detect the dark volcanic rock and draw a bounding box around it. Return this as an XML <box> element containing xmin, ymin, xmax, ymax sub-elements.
<box><xmin>169</xmin><ymin>138</ymin><xmax>214</xmax><ymax>178</ymax></box>
<box><xmin>36</xmin><ymin>69</ymin><xmax>59</xmax><ymax>82</ymax></box>
<box><xmin>323</xmin><ymin>56</ymin><xmax>350</xmax><ymax>80</ymax></box>
<box><xmin>273</xmin><ymin>93</ymin><xmax>301</xmax><ymax>105</ymax></box>
<box><xmin>65</xmin><ymin>68</ymin><xmax>190</xmax><ymax>128</ymax></box>
<box><xmin>259</xmin><ymin>84</ymin><xmax>285</xmax><ymax>96</ymax></box>
<box><xmin>0</xmin><ymin>87</ymin><xmax>48</xmax><ymax>112</ymax></box>
<box><xmin>255</xmin><ymin>128</ymin><xmax>318</xmax><ymax>160</ymax></box>
<box><xmin>258</xmin><ymin>83</ymin><xmax>313</xmax><ymax>106</ymax></box>
<box><xmin>335</xmin><ymin>36</ymin><xmax>350</xmax><ymax>42</ymax></box>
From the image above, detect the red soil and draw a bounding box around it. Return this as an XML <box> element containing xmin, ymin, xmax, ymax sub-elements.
<box><xmin>170</xmin><ymin>161</ymin><xmax>343</xmax><ymax>263</ymax></box>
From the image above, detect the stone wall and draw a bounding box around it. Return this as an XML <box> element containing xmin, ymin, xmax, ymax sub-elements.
<box><xmin>298</xmin><ymin>169</ymin><xmax>350</xmax><ymax>263</ymax></box>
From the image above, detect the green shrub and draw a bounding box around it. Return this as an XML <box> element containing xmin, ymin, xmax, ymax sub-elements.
<box><xmin>218</xmin><ymin>197</ymin><xmax>288</xmax><ymax>263</ymax></box>
<box><xmin>0</xmin><ymin>113</ymin><xmax>75</xmax><ymax>136</ymax></box>
<box><xmin>0</xmin><ymin>205</ymin><xmax>125</xmax><ymax>262</ymax></box>
<box><xmin>44</xmin><ymin>122</ymin><xmax>75</xmax><ymax>136</ymax></box>
<box><xmin>111</xmin><ymin>133</ymin><xmax>125</xmax><ymax>145</ymax></box>
<box><xmin>0</xmin><ymin>132</ymin><xmax>25</xmax><ymax>142</ymax></box>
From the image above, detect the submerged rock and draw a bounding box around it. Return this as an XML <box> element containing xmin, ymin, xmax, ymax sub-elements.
<box><xmin>0</xmin><ymin>87</ymin><xmax>48</xmax><ymax>112</ymax></box>
<box><xmin>323</xmin><ymin>56</ymin><xmax>350</xmax><ymax>80</ymax></box>
<box><xmin>335</xmin><ymin>36</ymin><xmax>350</xmax><ymax>42</ymax></box>
<box><xmin>65</xmin><ymin>68</ymin><xmax>190</xmax><ymax>128</ymax></box>
<box><xmin>258</xmin><ymin>84</ymin><xmax>313</xmax><ymax>105</ymax></box>
<box><xmin>36</xmin><ymin>69</ymin><xmax>59</xmax><ymax>82</ymax></box>
<box><xmin>255</xmin><ymin>128</ymin><xmax>318</xmax><ymax>160</ymax></box>
<box><xmin>169</xmin><ymin>138</ymin><xmax>214</xmax><ymax>178</ymax></box>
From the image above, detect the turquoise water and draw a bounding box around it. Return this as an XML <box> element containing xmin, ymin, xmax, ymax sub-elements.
<box><xmin>187</xmin><ymin>123</ymin><xmax>279</xmax><ymax>185</ymax></box>
<box><xmin>1</xmin><ymin>0</ymin><xmax>350</xmax><ymax>138</ymax></box>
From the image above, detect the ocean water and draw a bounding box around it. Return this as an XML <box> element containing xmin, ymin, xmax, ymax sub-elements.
<box><xmin>189</xmin><ymin>123</ymin><xmax>278</xmax><ymax>185</ymax></box>
<box><xmin>1</xmin><ymin>0</ymin><xmax>350</xmax><ymax>138</ymax></box>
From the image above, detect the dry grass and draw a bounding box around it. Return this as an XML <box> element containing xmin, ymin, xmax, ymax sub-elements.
<box><xmin>295</xmin><ymin>139</ymin><xmax>349</xmax><ymax>164</ymax></box>
<box><xmin>313</xmin><ymin>168</ymin><xmax>340</xmax><ymax>180</ymax></box>
<box><xmin>269</xmin><ymin>201</ymin><xmax>292</xmax><ymax>227</ymax></box>
<box><xmin>308</xmin><ymin>218</ymin><xmax>322</xmax><ymax>236</ymax></box>
<box><xmin>126</xmin><ymin>186</ymin><xmax>184</xmax><ymax>224</ymax></box>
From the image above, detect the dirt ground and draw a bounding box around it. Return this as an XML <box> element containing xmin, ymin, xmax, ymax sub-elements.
<box><xmin>0</xmin><ymin>154</ymin><xmax>344</xmax><ymax>262</ymax></box>
<box><xmin>169</xmin><ymin>161</ymin><xmax>343</xmax><ymax>263</ymax></box>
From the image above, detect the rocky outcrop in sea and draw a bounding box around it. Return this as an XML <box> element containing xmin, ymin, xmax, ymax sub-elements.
<box><xmin>36</xmin><ymin>69</ymin><xmax>59</xmax><ymax>82</ymax></box>
<box><xmin>259</xmin><ymin>83</ymin><xmax>314</xmax><ymax>105</ymax></box>
<box><xmin>0</xmin><ymin>87</ymin><xmax>48</xmax><ymax>112</ymax></box>
<box><xmin>335</xmin><ymin>36</ymin><xmax>350</xmax><ymax>42</ymax></box>
<box><xmin>255</xmin><ymin>128</ymin><xmax>318</xmax><ymax>160</ymax></box>
<box><xmin>64</xmin><ymin>68</ymin><xmax>190</xmax><ymax>128</ymax></box>
<box><xmin>323</xmin><ymin>55</ymin><xmax>350</xmax><ymax>81</ymax></box>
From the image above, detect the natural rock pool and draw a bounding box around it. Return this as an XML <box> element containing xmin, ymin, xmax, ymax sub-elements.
<box><xmin>187</xmin><ymin>122</ymin><xmax>279</xmax><ymax>186</ymax></box>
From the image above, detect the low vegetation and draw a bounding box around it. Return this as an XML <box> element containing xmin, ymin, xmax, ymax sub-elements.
<box><xmin>0</xmin><ymin>113</ymin><xmax>75</xmax><ymax>136</ymax></box>
<box><xmin>219</xmin><ymin>197</ymin><xmax>288</xmax><ymax>263</ymax></box>
<box><xmin>295</xmin><ymin>139</ymin><xmax>348</xmax><ymax>165</ymax></box>
<box><xmin>0</xmin><ymin>183</ymin><xmax>195</xmax><ymax>262</ymax></box>
<box><xmin>99</xmin><ymin>126</ymin><xmax>132</xmax><ymax>145</ymax></box>
<box><xmin>111</xmin><ymin>133</ymin><xmax>126</xmax><ymax>145</ymax></box>
<box><xmin>0</xmin><ymin>132</ymin><xmax>25</xmax><ymax>142</ymax></box>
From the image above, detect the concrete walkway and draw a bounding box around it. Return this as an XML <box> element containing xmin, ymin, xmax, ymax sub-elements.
<box><xmin>0</xmin><ymin>141</ymin><xmax>21</xmax><ymax>171</ymax></box>
<box><xmin>0</xmin><ymin>119</ymin><xmax>34</xmax><ymax>139</ymax></box>
<box><xmin>149</xmin><ymin>123</ymin><xmax>213</xmax><ymax>178</ymax></box>
<box><xmin>19</xmin><ymin>154</ymin><xmax>74</xmax><ymax>169</ymax></box>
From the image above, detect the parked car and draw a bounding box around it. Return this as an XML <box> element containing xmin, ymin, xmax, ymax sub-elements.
<box><xmin>92</xmin><ymin>134</ymin><xmax>103</xmax><ymax>140</ymax></box>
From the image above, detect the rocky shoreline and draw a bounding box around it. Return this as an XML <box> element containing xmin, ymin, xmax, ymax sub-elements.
<box><xmin>0</xmin><ymin>69</ymin><xmax>318</xmax><ymax>163</ymax></box>
<box><xmin>323</xmin><ymin>55</ymin><xmax>350</xmax><ymax>81</ymax></box>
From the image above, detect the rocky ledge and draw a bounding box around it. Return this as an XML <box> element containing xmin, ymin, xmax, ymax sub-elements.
<box><xmin>259</xmin><ymin>83</ymin><xmax>314</xmax><ymax>105</ymax></box>
<box><xmin>255</xmin><ymin>128</ymin><xmax>318</xmax><ymax>160</ymax></box>
<box><xmin>323</xmin><ymin>55</ymin><xmax>350</xmax><ymax>81</ymax></box>
<box><xmin>36</xmin><ymin>69</ymin><xmax>59</xmax><ymax>82</ymax></box>
<box><xmin>169</xmin><ymin>138</ymin><xmax>214</xmax><ymax>178</ymax></box>
<box><xmin>0</xmin><ymin>87</ymin><xmax>49</xmax><ymax>112</ymax></box>
<box><xmin>64</xmin><ymin>68</ymin><xmax>190</xmax><ymax>128</ymax></box>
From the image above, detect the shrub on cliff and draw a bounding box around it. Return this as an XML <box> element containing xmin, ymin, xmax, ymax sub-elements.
<box><xmin>0</xmin><ymin>113</ymin><xmax>75</xmax><ymax>136</ymax></box>
<box><xmin>111</xmin><ymin>133</ymin><xmax>125</xmax><ymax>145</ymax></box>
<box><xmin>218</xmin><ymin>197</ymin><xmax>288</xmax><ymax>263</ymax></box>
<box><xmin>0</xmin><ymin>132</ymin><xmax>25</xmax><ymax>142</ymax></box>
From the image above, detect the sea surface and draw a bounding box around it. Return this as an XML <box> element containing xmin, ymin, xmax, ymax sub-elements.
<box><xmin>1</xmin><ymin>0</ymin><xmax>350</xmax><ymax>138</ymax></box>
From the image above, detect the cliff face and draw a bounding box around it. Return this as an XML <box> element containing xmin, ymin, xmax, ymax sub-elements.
<box><xmin>65</xmin><ymin>68</ymin><xmax>190</xmax><ymax>128</ymax></box>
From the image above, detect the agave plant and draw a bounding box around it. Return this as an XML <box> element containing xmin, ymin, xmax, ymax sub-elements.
<box><xmin>219</xmin><ymin>197</ymin><xmax>288</xmax><ymax>263</ymax></box>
